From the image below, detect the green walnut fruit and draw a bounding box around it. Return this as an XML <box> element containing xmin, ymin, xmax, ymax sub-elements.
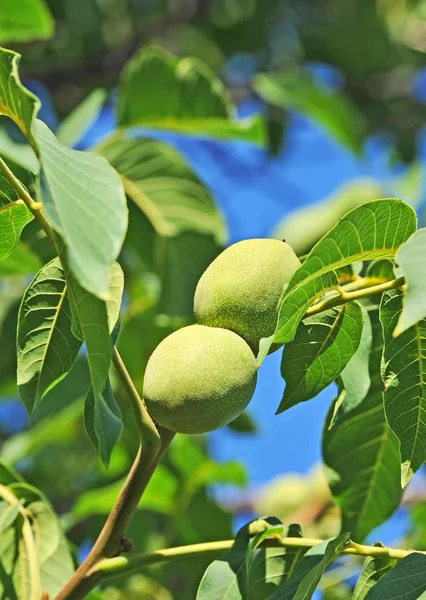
<box><xmin>143</xmin><ymin>324</ymin><xmax>257</xmax><ymax>434</ymax></box>
<box><xmin>194</xmin><ymin>239</ymin><xmax>301</xmax><ymax>354</ymax></box>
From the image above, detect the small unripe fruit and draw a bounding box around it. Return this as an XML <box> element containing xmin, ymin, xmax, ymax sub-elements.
<box><xmin>143</xmin><ymin>324</ymin><xmax>257</xmax><ymax>434</ymax></box>
<box><xmin>194</xmin><ymin>239</ymin><xmax>301</xmax><ymax>354</ymax></box>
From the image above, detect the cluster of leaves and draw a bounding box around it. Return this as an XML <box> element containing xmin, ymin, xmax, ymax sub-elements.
<box><xmin>4</xmin><ymin>0</ymin><xmax>426</xmax><ymax>161</ymax></box>
<box><xmin>2</xmin><ymin>8</ymin><xmax>426</xmax><ymax>599</ymax></box>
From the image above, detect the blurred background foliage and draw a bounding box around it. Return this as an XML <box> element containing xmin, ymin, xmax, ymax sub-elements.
<box><xmin>3</xmin><ymin>1</ymin><xmax>426</xmax><ymax>598</ymax></box>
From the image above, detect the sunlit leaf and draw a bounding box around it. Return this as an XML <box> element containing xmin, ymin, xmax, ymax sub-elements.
<box><xmin>0</xmin><ymin>0</ymin><xmax>54</xmax><ymax>43</ymax></box>
<box><xmin>35</xmin><ymin>119</ymin><xmax>128</xmax><ymax>299</ymax></box>
<box><xmin>17</xmin><ymin>257</ymin><xmax>81</xmax><ymax>415</ymax></box>
<box><xmin>272</xmin><ymin>179</ymin><xmax>383</xmax><ymax>256</ymax></box>
<box><xmin>117</xmin><ymin>46</ymin><xmax>265</xmax><ymax>144</ymax></box>
<box><xmin>56</xmin><ymin>88</ymin><xmax>107</xmax><ymax>148</ymax></box>
<box><xmin>381</xmin><ymin>289</ymin><xmax>426</xmax><ymax>487</ymax></box>
<box><xmin>279</xmin><ymin>301</ymin><xmax>363</xmax><ymax>413</ymax></box>
<box><xmin>254</xmin><ymin>70</ymin><xmax>366</xmax><ymax>154</ymax></box>
<box><xmin>323</xmin><ymin>310</ymin><xmax>402</xmax><ymax>540</ymax></box>
<box><xmin>264</xmin><ymin>199</ymin><xmax>416</xmax><ymax>358</ymax></box>
<box><xmin>394</xmin><ymin>227</ymin><xmax>426</xmax><ymax>334</ymax></box>
<box><xmin>0</xmin><ymin>48</ymin><xmax>39</xmax><ymax>149</ymax></box>
<box><xmin>0</xmin><ymin>200</ymin><xmax>33</xmax><ymax>261</ymax></box>
<box><xmin>0</xmin><ymin>473</ymin><xmax>74</xmax><ymax>599</ymax></box>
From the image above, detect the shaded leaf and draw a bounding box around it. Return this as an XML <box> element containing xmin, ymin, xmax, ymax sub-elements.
<box><xmin>101</xmin><ymin>137</ymin><xmax>225</xmax><ymax>240</ymax></box>
<box><xmin>394</xmin><ymin>228</ymin><xmax>426</xmax><ymax>334</ymax></box>
<box><xmin>84</xmin><ymin>378</ymin><xmax>123</xmax><ymax>468</ymax></box>
<box><xmin>117</xmin><ymin>46</ymin><xmax>264</xmax><ymax>144</ymax></box>
<box><xmin>323</xmin><ymin>310</ymin><xmax>402</xmax><ymax>541</ymax></box>
<box><xmin>73</xmin><ymin>464</ymin><xmax>178</xmax><ymax>517</ymax></box>
<box><xmin>56</xmin><ymin>88</ymin><xmax>107</xmax><ymax>148</ymax></box>
<box><xmin>0</xmin><ymin>200</ymin><xmax>33</xmax><ymax>261</ymax></box>
<box><xmin>0</xmin><ymin>0</ymin><xmax>54</xmax><ymax>43</ymax></box>
<box><xmin>268</xmin><ymin>199</ymin><xmax>416</xmax><ymax>354</ymax></box>
<box><xmin>352</xmin><ymin>545</ymin><xmax>394</xmax><ymax>600</ymax></box>
<box><xmin>248</xmin><ymin>524</ymin><xmax>306</xmax><ymax>599</ymax></box>
<box><xmin>67</xmin><ymin>274</ymin><xmax>111</xmax><ymax>400</ymax></box>
<box><xmin>338</xmin><ymin>307</ymin><xmax>373</xmax><ymax>416</ymax></box>
<box><xmin>270</xmin><ymin>534</ymin><xmax>350</xmax><ymax>600</ymax></box>
<box><xmin>0</xmin><ymin>242</ymin><xmax>42</xmax><ymax>277</ymax></box>
<box><xmin>196</xmin><ymin>517</ymin><xmax>286</xmax><ymax>600</ymax></box>
<box><xmin>381</xmin><ymin>289</ymin><xmax>426</xmax><ymax>487</ymax></box>
<box><xmin>279</xmin><ymin>302</ymin><xmax>363</xmax><ymax>413</ymax></box>
<box><xmin>364</xmin><ymin>553</ymin><xmax>426</xmax><ymax>599</ymax></box>
<box><xmin>17</xmin><ymin>257</ymin><xmax>82</xmax><ymax>414</ymax></box>
<box><xmin>35</xmin><ymin>119</ymin><xmax>127</xmax><ymax>299</ymax></box>
<box><xmin>254</xmin><ymin>71</ymin><xmax>365</xmax><ymax>154</ymax></box>
<box><xmin>0</xmin><ymin>48</ymin><xmax>39</xmax><ymax>149</ymax></box>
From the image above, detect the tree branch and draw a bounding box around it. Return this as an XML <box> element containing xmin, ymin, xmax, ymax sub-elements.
<box><xmin>304</xmin><ymin>276</ymin><xmax>405</xmax><ymax>318</ymax></box>
<box><xmin>92</xmin><ymin>536</ymin><xmax>426</xmax><ymax>581</ymax></box>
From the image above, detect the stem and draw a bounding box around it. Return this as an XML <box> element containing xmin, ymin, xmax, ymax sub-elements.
<box><xmin>305</xmin><ymin>276</ymin><xmax>405</xmax><ymax>318</ymax></box>
<box><xmin>112</xmin><ymin>347</ymin><xmax>159</xmax><ymax>445</ymax></box>
<box><xmin>94</xmin><ymin>537</ymin><xmax>425</xmax><ymax>580</ymax></box>
<box><xmin>56</xmin><ymin>428</ymin><xmax>175</xmax><ymax>600</ymax></box>
<box><xmin>0</xmin><ymin>155</ymin><xmax>54</xmax><ymax>241</ymax></box>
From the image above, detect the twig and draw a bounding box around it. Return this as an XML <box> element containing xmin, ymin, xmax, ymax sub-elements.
<box><xmin>305</xmin><ymin>276</ymin><xmax>405</xmax><ymax>318</ymax></box>
<box><xmin>93</xmin><ymin>536</ymin><xmax>425</xmax><ymax>581</ymax></box>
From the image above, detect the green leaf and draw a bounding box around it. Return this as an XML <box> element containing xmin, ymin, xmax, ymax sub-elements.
<box><xmin>101</xmin><ymin>137</ymin><xmax>224</xmax><ymax>316</ymax></box>
<box><xmin>393</xmin><ymin>228</ymin><xmax>426</xmax><ymax>334</ymax></box>
<box><xmin>35</xmin><ymin>119</ymin><xmax>128</xmax><ymax>299</ymax></box>
<box><xmin>73</xmin><ymin>464</ymin><xmax>178</xmax><ymax>518</ymax></box>
<box><xmin>0</xmin><ymin>477</ymin><xmax>74</xmax><ymax>599</ymax></box>
<box><xmin>279</xmin><ymin>301</ymin><xmax>363</xmax><ymax>413</ymax></box>
<box><xmin>380</xmin><ymin>289</ymin><xmax>426</xmax><ymax>487</ymax></box>
<box><xmin>270</xmin><ymin>534</ymin><xmax>350</xmax><ymax>600</ymax></box>
<box><xmin>105</xmin><ymin>261</ymin><xmax>124</xmax><ymax>334</ymax></box>
<box><xmin>169</xmin><ymin>436</ymin><xmax>247</xmax><ymax>491</ymax></box>
<box><xmin>0</xmin><ymin>0</ymin><xmax>53</xmax><ymax>43</ymax></box>
<box><xmin>364</xmin><ymin>553</ymin><xmax>426</xmax><ymax>599</ymax></box>
<box><xmin>84</xmin><ymin>378</ymin><xmax>123</xmax><ymax>469</ymax></box>
<box><xmin>101</xmin><ymin>137</ymin><xmax>225</xmax><ymax>241</ymax></box>
<box><xmin>196</xmin><ymin>517</ymin><xmax>288</xmax><ymax>600</ymax></box>
<box><xmin>248</xmin><ymin>524</ymin><xmax>306</xmax><ymax>599</ymax></box>
<box><xmin>17</xmin><ymin>257</ymin><xmax>82</xmax><ymax>415</ymax></box>
<box><xmin>0</xmin><ymin>48</ymin><xmax>39</xmax><ymax>149</ymax></box>
<box><xmin>117</xmin><ymin>46</ymin><xmax>265</xmax><ymax>144</ymax></box>
<box><xmin>227</xmin><ymin>411</ymin><xmax>257</xmax><ymax>433</ymax></box>
<box><xmin>272</xmin><ymin>179</ymin><xmax>383</xmax><ymax>257</ymax></box>
<box><xmin>352</xmin><ymin>546</ymin><xmax>394</xmax><ymax>600</ymax></box>
<box><xmin>0</xmin><ymin>241</ymin><xmax>42</xmax><ymax>277</ymax></box>
<box><xmin>338</xmin><ymin>307</ymin><xmax>373</xmax><ymax>416</ymax></box>
<box><xmin>323</xmin><ymin>310</ymin><xmax>402</xmax><ymax>541</ymax></box>
<box><xmin>67</xmin><ymin>274</ymin><xmax>112</xmax><ymax>400</ymax></box>
<box><xmin>253</xmin><ymin>71</ymin><xmax>366</xmax><ymax>154</ymax></box>
<box><xmin>56</xmin><ymin>88</ymin><xmax>107</xmax><ymax>148</ymax></box>
<box><xmin>0</xmin><ymin>502</ymin><xmax>20</xmax><ymax>537</ymax></box>
<box><xmin>0</xmin><ymin>200</ymin><xmax>33</xmax><ymax>261</ymax></box>
<box><xmin>271</xmin><ymin>199</ymin><xmax>416</xmax><ymax>349</ymax></box>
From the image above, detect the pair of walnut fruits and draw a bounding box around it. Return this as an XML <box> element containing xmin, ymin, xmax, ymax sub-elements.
<box><xmin>143</xmin><ymin>239</ymin><xmax>301</xmax><ymax>434</ymax></box>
